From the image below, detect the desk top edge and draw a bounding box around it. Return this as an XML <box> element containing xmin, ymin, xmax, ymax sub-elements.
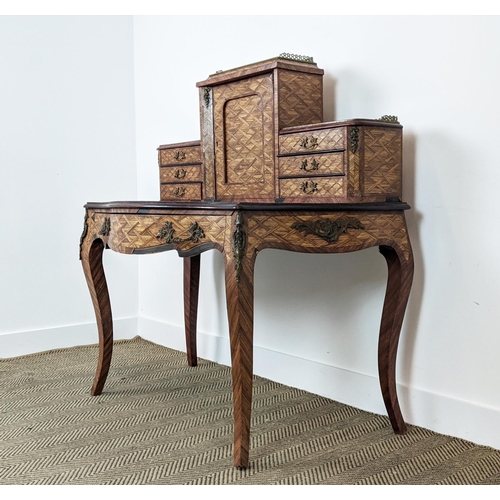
<box><xmin>84</xmin><ymin>201</ymin><xmax>411</xmax><ymax>212</ymax></box>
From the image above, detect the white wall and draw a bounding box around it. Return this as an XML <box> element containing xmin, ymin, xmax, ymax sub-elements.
<box><xmin>0</xmin><ymin>16</ymin><xmax>139</xmax><ymax>355</ymax></box>
<box><xmin>3</xmin><ymin>15</ymin><xmax>500</xmax><ymax>452</ymax></box>
<box><xmin>134</xmin><ymin>16</ymin><xmax>500</xmax><ymax>449</ymax></box>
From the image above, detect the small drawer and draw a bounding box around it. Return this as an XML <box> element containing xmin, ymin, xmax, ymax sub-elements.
<box><xmin>160</xmin><ymin>165</ymin><xmax>202</xmax><ymax>183</ymax></box>
<box><xmin>279</xmin><ymin>152</ymin><xmax>344</xmax><ymax>178</ymax></box>
<box><xmin>279</xmin><ymin>177</ymin><xmax>345</xmax><ymax>200</ymax></box>
<box><xmin>158</xmin><ymin>144</ymin><xmax>201</xmax><ymax>166</ymax></box>
<box><xmin>160</xmin><ymin>183</ymin><xmax>202</xmax><ymax>201</ymax></box>
<box><xmin>279</xmin><ymin>127</ymin><xmax>345</xmax><ymax>154</ymax></box>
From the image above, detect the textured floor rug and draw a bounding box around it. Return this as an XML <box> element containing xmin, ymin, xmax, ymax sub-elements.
<box><xmin>1</xmin><ymin>336</ymin><xmax>500</xmax><ymax>485</ymax></box>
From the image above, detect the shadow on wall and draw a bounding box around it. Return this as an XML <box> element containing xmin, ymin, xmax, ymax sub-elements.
<box><xmin>398</xmin><ymin>131</ymin><xmax>424</xmax><ymax>398</ymax></box>
<box><xmin>322</xmin><ymin>73</ymin><xmax>337</xmax><ymax>122</ymax></box>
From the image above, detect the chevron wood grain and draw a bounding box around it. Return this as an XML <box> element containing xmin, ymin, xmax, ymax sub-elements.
<box><xmin>277</xmin><ymin>69</ymin><xmax>323</xmax><ymax>129</ymax></box>
<box><xmin>212</xmin><ymin>74</ymin><xmax>275</xmax><ymax>201</ymax></box>
<box><xmin>184</xmin><ymin>255</ymin><xmax>200</xmax><ymax>367</ymax></box>
<box><xmin>362</xmin><ymin>127</ymin><xmax>402</xmax><ymax>196</ymax></box>
<box><xmin>80</xmin><ymin>221</ymin><xmax>114</xmax><ymax>397</ymax></box>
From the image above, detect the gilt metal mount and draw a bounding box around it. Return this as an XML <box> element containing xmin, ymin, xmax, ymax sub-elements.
<box><xmin>350</xmin><ymin>126</ymin><xmax>360</xmax><ymax>153</ymax></box>
<box><xmin>79</xmin><ymin>209</ymin><xmax>89</xmax><ymax>260</ymax></box>
<box><xmin>203</xmin><ymin>87</ymin><xmax>211</xmax><ymax>107</ymax></box>
<box><xmin>173</xmin><ymin>187</ymin><xmax>186</xmax><ymax>197</ymax></box>
<box><xmin>299</xmin><ymin>136</ymin><xmax>319</xmax><ymax>150</ymax></box>
<box><xmin>292</xmin><ymin>217</ymin><xmax>365</xmax><ymax>243</ymax></box>
<box><xmin>300</xmin><ymin>180</ymin><xmax>318</xmax><ymax>194</ymax></box>
<box><xmin>279</xmin><ymin>53</ymin><xmax>315</xmax><ymax>64</ymax></box>
<box><xmin>379</xmin><ymin>115</ymin><xmax>399</xmax><ymax>123</ymax></box>
<box><xmin>156</xmin><ymin>221</ymin><xmax>205</xmax><ymax>244</ymax></box>
<box><xmin>300</xmin><ymin>158</ymin><xmax>320</xmax><ymax>172</ymax></box>
<box><xmin>98</xmin><ymin>217</ymin><xmax>111</xmax><ymax>237</ymax></box>
<box><xmin>174</xmin><ymin>168</ymin><xmax>187</xmax><ymax>179</ymax></box>
<box><xmin>232</xmin><ymin>212</ymin><xmax>247</xmax><ymax>283</ymax></box>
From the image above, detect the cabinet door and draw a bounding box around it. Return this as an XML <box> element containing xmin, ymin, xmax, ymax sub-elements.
<box><xmin>213</xmin><ymin>74</ymin><xmax>275</xmax><ymax>201</ymax></box>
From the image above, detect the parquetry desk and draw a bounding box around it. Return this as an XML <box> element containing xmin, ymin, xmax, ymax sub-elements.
<box><xmin>79</xmin><ymin>200</ymin><xmax>413</xmax><ymax>468</ymax></box>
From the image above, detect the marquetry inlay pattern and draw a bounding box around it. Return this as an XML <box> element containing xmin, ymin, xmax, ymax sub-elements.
<box><xmin>85</xmin><ymin>213</ymin><xmax>226</xmax><ymax>254</ymax></box>
<box><xmin>277</xmin><ymin>70</ymin><xmax>323</xmax><ymax>129</ymax></box>
<box><xmin>246</xmin><ymin>212</ymin><xmax>411</xmax><ymax>261</ymax></box>
<box><xmin>279</xmin><ymin>128</ymin><xmax>345</xmax><ymax>155</ymax></box>
<box><xmin>213</xmin><ymin>75</ymin><xmax>275</xmax><ymax>200</ymax></box>
<box><xmin>362</xmin><ymin>127</ymin><xmax>402</xmax><ymax>195</ymax></box>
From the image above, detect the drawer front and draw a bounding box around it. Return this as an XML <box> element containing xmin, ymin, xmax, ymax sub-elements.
<box><xmin>158</xmin><ymin>146</ymin><xmax>201</xmax><ymax>166</ymax></box>
<box><xmin>160</xmin><ymin>165</ymin><xmax>202</xmax><ymax>183</ymax></box>
<box><xmin>278</xmin><ymin>152</ymin><xmax>344</xmax><ymax>178</ymax></box>
<box><xmin>279</xmin><ymin>128</ymin><xmax>345</xmax><ymax>154</ymax></box>
<box><xmin>160</xmin><ymin>183</ymin><xmax>202</xmax><ymax>201</ymax></box>
<box><xmin>279</xmin><ymin>177</ymin><xmax>345</xmax><ymax>200</ymax></box>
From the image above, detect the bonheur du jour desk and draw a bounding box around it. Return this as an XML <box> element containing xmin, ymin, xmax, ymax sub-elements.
<box><xmin>79</xmin><ymin>200</ymin><xmax>414</xmax><ymax>468</ymax></box>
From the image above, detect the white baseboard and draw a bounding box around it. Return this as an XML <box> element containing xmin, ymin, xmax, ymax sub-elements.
<box><xmin>138</xmin><ymin>316</ymin><xmax>500</xmax><ymax>452</ymax></box>
<box><xmin>0</xmin><ymin>317</ymin><xmax>138</xmax><ymax>359</ymax></box>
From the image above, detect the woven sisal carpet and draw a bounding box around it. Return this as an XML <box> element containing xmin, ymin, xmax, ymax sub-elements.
<box><xmin>1</xmin><ymin>336</ymin><xmax>500</xmax><ymax>485</ymax></box>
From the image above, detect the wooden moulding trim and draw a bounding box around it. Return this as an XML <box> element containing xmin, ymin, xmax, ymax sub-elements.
<box><xmin>196</xmin><ymin>58</ymin><xmax>324</xmax><ymax>88</ymax></box>
<box><xmin>132</xmin><ymin>241</ymin><xmax>219</xmax><ymax>256</ymax></box>
<box><xmin>157</xmin><ymin>140</ymin><xmax>201</xmax><ymax>150</ymax></box>
<box><xmin>234</xmin><ymin>202</ymin><xmax>411</xmax><ymax>212</ymax></box>
<box><xmin>278</xmin><ymin>173</ymin><xmax>345</xmax><ymax>180</ymax></box>
<box><xmin>159</xmin><ymin>181</ymin><xmax>201</xmax><ymax>185</ymax></box>
<box><xmin>159</xmin><ymin>162</ymin><xmax>203</xmax><ymax>168</ymax></box>
<box><xmin>277</xmin><ymin>148</ymin><xmax>345</xmax><ymax>158</ymax></box>
<box><xmin>280</xmin><ymin>119</ymin><xmax>403</xmax><ymax>134</ymax></box>
<box><xmin>84</xmin><ymin>201</ymin><xmax>411</xmax><ymax>212</ymax></box>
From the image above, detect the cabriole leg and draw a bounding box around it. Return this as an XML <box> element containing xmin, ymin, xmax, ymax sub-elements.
<box><xmin>183</xmin><ymin>255</ymin><xmax>201</xmax><ymax>366</ymax></box>
<box><xmin>224</xmin><ymin>243</ymin><xmax>255</xmax><ymax>469</ymax></box>
<box><xmin>378</xmin><ymin>244</ymin><xmax>414</xmax><ymax>434</ymax></box>
<box><xmin>81</xmin><ymin>237</ymin><xmax>113</xmax><ymax>396</ymax></box>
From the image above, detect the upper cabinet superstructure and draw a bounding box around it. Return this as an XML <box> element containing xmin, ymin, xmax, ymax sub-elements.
<box><xmin>158</xmin><ymin>55</ymin><xmax>403</xmax><ymax>204</ymax></box>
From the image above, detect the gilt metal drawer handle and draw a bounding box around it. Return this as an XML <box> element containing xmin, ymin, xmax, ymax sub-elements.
<box><xmin>292</xmin><ymin>217</ymin><xmax>365</xmax><ymax>243</ymax></box>
<box><xmin>173</xmin><ymin>187</ymin><xmax>186</xmax><ymax>197</ymax></box>
<box><xmin>300</xmin><ymin>180</ymin><xmax>318</xmax><ymax>194</ymax></box>
<box><xmin>174</xmin><ymin>168</ymin><xmax>187</xmax><ymax>179</ymax></box>
<box><xmin>299</xmin><ymin>136</ymin><xmax>318</xmax><ymax>150</ymax></box>
<box><xmin>174</xmin><ymin>151</ymin><xmax>186</xmax><ymax>161</ymax></box>
<box><xmin>156</xmin><ymin>221</ymin><xmax>205</xmax><ymax>244</ymax></box>
<box><xmin>300</xmin><ymin>158</ymin><xmax>320</xmax><ymax>172</ymax></box>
